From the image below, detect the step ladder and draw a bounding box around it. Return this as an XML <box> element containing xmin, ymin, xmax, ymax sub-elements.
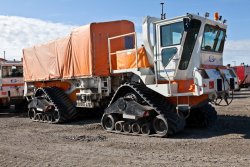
<box><xmin>176</xmin><ymin>95</ymin><xmax>191</xmax><ymax>119</ymax></box>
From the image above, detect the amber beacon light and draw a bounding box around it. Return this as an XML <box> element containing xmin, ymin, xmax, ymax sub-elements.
<box><xmin>214</xmin><ymin>12</ymin><xmax>219</xmax><ymax>21</ymax></box>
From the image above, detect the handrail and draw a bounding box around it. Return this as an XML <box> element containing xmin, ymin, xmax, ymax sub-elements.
<box><xmin>108</xmin><ymin>32</ymin><xmax>136</xmax><ymax>40</ymax></box>
<box><xmin>108</xmin><ymin>35</ymin><xmax>112</xmax><ymax>73</ymax></box>
<box><xmin>109</xmin><ymin>48</ymin><xmax>135</xmax><ymax>56</ymax></box>
<box><xmin>108</xmin><ymin>32</ymin><xmax>138</xmax><ymax>73</ymax></box>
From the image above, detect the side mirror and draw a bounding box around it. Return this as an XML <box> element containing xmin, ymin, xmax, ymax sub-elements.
<box><xmin>183</xmin><ymin>18</ymin><xmax>191</xmax><ymax>31</ymax></box>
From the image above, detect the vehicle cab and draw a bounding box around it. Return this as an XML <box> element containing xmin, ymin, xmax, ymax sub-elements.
<box><xmin>143</xmin><ymin>13</ymin><xmax>238</xmax><ymax>100</ymax></box>
<box><xmin>0</xmin><ymin>59</ymin><xmax>24</xmax><ymax>107</ymax></box>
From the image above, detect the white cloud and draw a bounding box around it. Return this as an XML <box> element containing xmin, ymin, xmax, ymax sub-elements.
<box><xmin>0</xmin><ymin>15</ymin><xmax>76</xmax><ymax>61</ymax></box>
<box><xmin>225</xmin><ymin>40</ymin><xmax>250</xmax><ymax>51</ymax></box>
<box><xmin>224</xmin><ymin>40</ymin><xmax>250</xmax><ymax>66</ymax></box>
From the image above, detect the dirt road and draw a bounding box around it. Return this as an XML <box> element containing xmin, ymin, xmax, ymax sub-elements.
<box><xmin>1</xmin><ymin>90</ymin><xmax>250</xmax><ymax>166</ymax></box>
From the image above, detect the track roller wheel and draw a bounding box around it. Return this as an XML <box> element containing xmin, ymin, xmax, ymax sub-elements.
<box><xmin>141</xmin><ymin>123</ymin><xmax>151</xmax><ymax>135</ymax></box>
<box><xmin>101</xmin><ymin>114</ymin><xmax>118</xmax><ymax>131</ymax></box>
<box><xmin>44</xmin><ymin>114</ymin><xmax>48</xmax><ymax>122</ymax></box>
<box><xmin>36</xmin><ymin>113</ymin><xmax>42</xmax><ymax>122</ymax></box>
<box><xmin>46</xmin><ymin>114</ymin><xmax>53</xmax><ymax>123</ymax></box>
<box><xmin>33</xmin><ymin>113</ymin><xmax>39</xmax><ymax>122</ymax></box>
<box><xmin>28</xmin><ymin>108</ymin><xmax>36</xmax><ymax>120</ymax></box>
<box><xmin>153</xmin><ymin>115</ymin><xmax>168</xmax><ymax>137</ymax></box>
<box><xmin>115</xmin><ymin>121</ymin><xmax>124</xmax><ymax>132</ymax></box>
<box><xmin>131</xmin><ymin>122</ymin><xmax>141</xmax><ymax>134</ymax></box>
<box><xmin>41</xmin><ymin>114</ymin><xmax>47</xmax><ymax>123</ymax></box>
<box><xmin>39</xmin><ymin>114</ymin><xmax>43</xmax><ymax>122</ymax></box>
<box><xmin>123</xmin><ymin>122</ymin><xmax>132</xmax><ymax>133</ymax></box>
<box><xmin>53</xmin><ymin>110</ymin><xmax>60</xmax><ymax>123</ymax></box>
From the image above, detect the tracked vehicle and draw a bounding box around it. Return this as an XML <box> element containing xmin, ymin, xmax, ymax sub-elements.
<box><xmin>23</xmin><ymin>13</ymin><xmax>238</xmax><ymax>137</ymax></box>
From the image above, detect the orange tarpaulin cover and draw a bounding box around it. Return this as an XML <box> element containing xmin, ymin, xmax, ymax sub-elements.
<box><xmin>23</xmin><ymin>20</ymin><xmax>134</xmax><ymax>81</ymax></box>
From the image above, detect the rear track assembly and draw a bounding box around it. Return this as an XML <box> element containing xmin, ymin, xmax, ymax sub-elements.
<box><xmin>28</xmin><ymin>87</ymin><xmax>77</xmax><ymax>123</ymax></box>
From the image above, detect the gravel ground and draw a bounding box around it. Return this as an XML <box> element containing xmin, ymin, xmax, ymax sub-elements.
<box><xmin>1</xmin><ymin>90</ymin><xmax>250</xmax><ymax>167</ymax></box>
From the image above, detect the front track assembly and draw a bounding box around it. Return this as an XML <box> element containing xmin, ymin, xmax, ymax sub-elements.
<box><xmin>186</xmin><ymin>103</ymin><xmax>217</xmax><ymax>128</ymax></box>
<box><xmin>27</xmin><ymin>87</ymin><xmax>77</xmax><ymax>123</ymax></box>
<box><xmin>101</xmin><ymin>83</ymin><xmax>186</xmax><ymax>137</ymax></box>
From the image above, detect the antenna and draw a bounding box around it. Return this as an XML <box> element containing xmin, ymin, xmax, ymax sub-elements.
<box><xmin>3</xmin><ymin>51</ymin><xmax>6</xmax><ymax>60</ymax></box>
<box><xmin>160</xmin><ymin>2</ymin><xmax>166</xmax><ymax>20</ymax></box>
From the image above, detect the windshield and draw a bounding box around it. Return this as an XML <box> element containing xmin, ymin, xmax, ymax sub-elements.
<box><xmin>1</xmin><ymin>66</ymin><xmax>23</xmax><ymax>78</ymax></box>
<box><xmin>201</xmin><ymin>24</ymin><xmax>226</xmax><ymax>53</ymax></box>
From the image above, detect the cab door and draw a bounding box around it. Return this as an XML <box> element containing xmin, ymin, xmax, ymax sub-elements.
<box><xmin>155</xmin><ymin>19</ymin><xmax>184</xmax><ymax>80</ymax></box>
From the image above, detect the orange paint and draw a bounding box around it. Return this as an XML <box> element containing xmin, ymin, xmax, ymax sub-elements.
<box><xmin>34</xmin><ymin>81</ymin><xmax>71</xmax><ymax>91</ymax></box>
<box><xmin>167</xmin><ymin>94</ymin><xmax>209</xmax><ymax>106</ymax></box>
<box><xmin>68</xmin><ymin>89</ymin><xmax>79</xmax><ymax>102</ymax></box>
<box><xmin>158</xmin><ymin>79</ymin><xmax>195</xmax><ymax>93</ymax></box>
<box><xmin>158</xmin><ymin>80</ymin><xmax>209</xmax><ymax>106</ymax></box>
<box><xmin>113</xmin><ymin>47</ymin><xmax>151</xmax><ymax>70</ymax></box>
<box><xmin>2</xmin><ymin>83</ymin><xmax>24</xmax><ymax>87</ymax></box>
<box><xmin>33</xmin><ymin>81</ymin><xmax>78</xmax><ymax>102</ymax></box>
<box><xmin>201</xmin><ymin>64</ymin><xmax>226</xmax><ymax>69</ymax></box>
<box><xmin>174</xmin><ymin>80</ymin><xmax>195</xmax><ymax>93</ymax></box>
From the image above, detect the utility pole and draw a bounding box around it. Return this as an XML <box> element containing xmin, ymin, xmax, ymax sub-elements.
<box><xmin>3</xmin><ymin>51</ymin><xmax>6</xmax><ymax>60</ymax></box>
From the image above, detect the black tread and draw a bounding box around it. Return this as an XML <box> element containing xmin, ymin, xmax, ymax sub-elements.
<box><xmin>186</xmin><ymin>103</ymin><xmax>217</xmax><ymax>128</ymax></box>
<box><xmin>34</xmin><ymin>87</ymin><xmax>77</xmax><ymax>123</ymax></box>
<box><xmin>105</xmin><ymin>83</ymin><xmax>185</xmax><ymax>136</ymax></box>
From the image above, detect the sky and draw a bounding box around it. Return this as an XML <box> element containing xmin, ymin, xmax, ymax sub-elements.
<box><xmin>0</xmin><ymin>0</ymin><xmax>250</xmax><ymax>65</ymax></box>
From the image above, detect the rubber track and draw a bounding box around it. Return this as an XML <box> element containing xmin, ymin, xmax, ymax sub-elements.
<box><xmin>37</xmin><ymin>87</ymin><xmax>77</xmax><ymax>123</ymax></box>
<box><xmin>107</xmin><ymin>83</ymin><xmax>185</xmax><ymax>135</ymax></box>
<box><xmin>186</xmin><ymin>103</ymin><xmax>217</xmax><ymax>128</ymax></box>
